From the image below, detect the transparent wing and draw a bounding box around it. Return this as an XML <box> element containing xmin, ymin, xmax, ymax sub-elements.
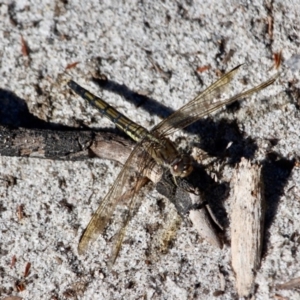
<box><xmin>153</xmin><ymin>65</ymin><xmax>279</xmax><ymax>136</ymax></box>
<box><xmin>78</xmin><ymin>140</ymin><xmax>153</xmax><ymax>256</ymax></box>
<box><xmin>108</xmin><ymin>152</ymin><xmax>154</xmax><ymax>266</ymax></box>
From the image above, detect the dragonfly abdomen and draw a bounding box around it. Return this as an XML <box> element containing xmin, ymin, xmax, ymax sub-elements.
<box><xmin>68</xmin><ymin>80</ymin><xmax>149</xmax><ymax>143</ymax></box>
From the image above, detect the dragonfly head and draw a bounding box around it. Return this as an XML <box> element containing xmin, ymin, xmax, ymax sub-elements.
<box><xmin>170</xmin><ymin>154</ymin><xmax>193</xmax><ymax>178</ymax></box>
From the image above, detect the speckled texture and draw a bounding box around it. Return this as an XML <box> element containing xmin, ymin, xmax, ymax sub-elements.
<box><xmin>0</xmin><ymin>1</ymin><xmax>299</xmax><ymax>299</ymax></box>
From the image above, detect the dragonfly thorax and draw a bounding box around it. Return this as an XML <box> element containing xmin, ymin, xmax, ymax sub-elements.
<box><xmin>148</xmin><ymin>136</ymin><xmax>193</xmax><ymax>178</ymax></box>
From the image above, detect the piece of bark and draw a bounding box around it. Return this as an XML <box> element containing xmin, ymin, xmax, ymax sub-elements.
<box><xmin>0</xmin><ymin>125</ymin><xmax>162</xmax><ymax>183</ymax></box>
<box><xmin>0</xmin><ymin>125</ymin><xmax>126</xmax><ymax>161</ymax></box>
<box><xmin>189</xmin><ymin>206</ymin><xmax>222</xmax><ymax>248</ymax></box>
<box><xmin>230</xmin><ymin>158</ymin><xmax>265</xmax><ymax>297</ymax></box>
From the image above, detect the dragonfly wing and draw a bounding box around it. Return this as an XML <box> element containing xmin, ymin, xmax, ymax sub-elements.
<box><xmin>153</xmin><ymin>65</ymin><xmax>279</xmax><ymax>136</ymax></box>
<box><xmin>78</xmin><ymin>141</ymin><xmax>152</xmax><ymax>255</ymax></box>
<box><xmin>108</xmin><ymin>151</ymin><xmax>154</xmax><ymax>266</ymax></box>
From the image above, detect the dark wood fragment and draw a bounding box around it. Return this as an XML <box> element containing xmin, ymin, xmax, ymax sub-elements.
<box><xmin>0</xmin><ymin>125</ymin><xmax>133</xmax><ymax>161</ymax></box>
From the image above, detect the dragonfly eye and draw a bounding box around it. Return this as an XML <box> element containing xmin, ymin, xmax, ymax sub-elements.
<box><xmin>171</xmin><ymin>155</ymin><xmax>193</xmax><ymax>178</ymax></box>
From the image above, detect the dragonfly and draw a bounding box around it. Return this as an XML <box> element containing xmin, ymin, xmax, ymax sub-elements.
<box><xmin>67</xmin><ymin>65</ymin><xmax>279</xmax><ymax>264</ymax></box>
